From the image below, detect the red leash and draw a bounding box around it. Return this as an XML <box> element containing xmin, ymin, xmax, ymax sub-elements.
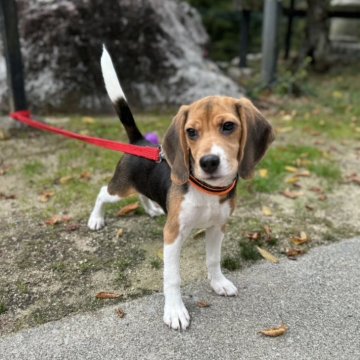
<box><xmin>10</xmin><ymin>111</ymin><xmax>162</xmax><ymax>162</ymax></box>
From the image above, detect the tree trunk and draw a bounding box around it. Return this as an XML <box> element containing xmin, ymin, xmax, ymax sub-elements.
<box><xmin>304</xmin><ymin>0</ymin><xmax>331</xmax><ymax>72</ymax></box>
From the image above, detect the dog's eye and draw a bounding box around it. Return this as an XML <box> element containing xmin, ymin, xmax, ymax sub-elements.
<box><xmin>221</xmin><ymin>122</ymin><xmax>235</xmax><ymax>135</ymax></box>
<box><xmin>186</xmin><ymin>128</ymin><xmax>199</xmax><ymax>140</ymax></box>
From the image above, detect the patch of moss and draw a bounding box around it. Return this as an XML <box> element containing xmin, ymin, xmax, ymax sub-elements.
<box><xmin>113</xmin><ymin>248</ymin><xmax>146</xmax><ymax>287</ymax></box>
<box><xmin>150</xmin><ymin>257</ymin><xmax>162</xmax><ymax>270</ymax></box>
<box><xmin>222</xmin><ymin>255</ymin><xmax>241</xmax><ymax>271</ymax></box>
<box><xmin>239</xmin><ymin>240</ymin><xmax>262</xmax><ymax>261</ymax></box>
<box><xmin>51</xmin><ymin>262</ymin><xmax>66</xmax><ymax>273</ymax></box>
<box><xmin>0</xmin><ymin>302</ymin><xmax>7</xmax><ymax>315</ymax></box>
<box><xmin>15</xmin><ymin>281</ymin><xmax>29</xmax><ymax>295</ymax></box>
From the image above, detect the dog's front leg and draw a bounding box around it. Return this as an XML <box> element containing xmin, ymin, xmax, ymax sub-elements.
<box><xmin>163</xmin><ymin>221</ymin><xmax>191</xmax><ymax>330</ymax></box>
<box><xmin>206</xmin><ymin>225</ymin><xmax>238</xmax><ymax>296</ymax></box>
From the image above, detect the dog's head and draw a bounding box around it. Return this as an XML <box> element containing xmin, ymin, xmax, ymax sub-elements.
<box><xmin>163</xmin><ymin>96</ymin><xmax>274</xmax><ymax>187</ymax></box>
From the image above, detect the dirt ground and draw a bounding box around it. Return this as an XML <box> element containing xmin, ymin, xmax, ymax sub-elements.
<box><xmin>1</xmin><ymin>108</ymin><xmax>360</xmax><ymax>336</ymax></box>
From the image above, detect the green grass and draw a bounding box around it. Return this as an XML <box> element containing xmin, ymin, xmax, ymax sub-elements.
<box><xmin>245</xmin><ymin>57</ymin><xmax>360</xmax><ymax>141</ymax></box>
<box><xmin>30</xmin><ymin>114</ymin><xmax>172</xmax><ymax>215</ymax></box>
<box><xmin>22</xmin><ymin>160</ymin><xmax>45</xmax><ymax>177</ymax></box>
<box><xmin>0</xmin><ymin>302</ymin><xmax>7</xmax><ymax>315</ymax></box>
<box><xmin>308</xmin><ymin>162</ymin><xmax>342</xmax><ymax>184</ymax></box>
<box><xmin>113</xmin><ymin>248</ymin><xmax>146</xmax><ymax>287</ymax></box>
<box><xmin>15</xmin><ymin>281</ymin><xmax>29</xmax><ymax>295</ymax></box>
<box><xmin>239</xmin><ymin>145</ymin><xmax>340</xmax><ymax>195</ymax></box>
<box><xmin>150</xmin><ymin>257</ymin><xmax>162</xmax><ymax>270</ymax></box>
<box><xmin>277</xmin><ymin>64</ymin><xmax>360</xmax><ymax>141</ymax></box>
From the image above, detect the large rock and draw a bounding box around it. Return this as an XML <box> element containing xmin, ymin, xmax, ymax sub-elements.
<box><xmin>0</xmin><ymin>0</ymin><xmax>243</xmax><ymax>113</ymax></box>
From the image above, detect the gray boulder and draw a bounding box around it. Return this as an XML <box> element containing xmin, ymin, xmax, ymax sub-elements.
<box><xmin>0</xmin><ymin>0</ymin><xmax>243</xmax><ymax>113</ymax></box>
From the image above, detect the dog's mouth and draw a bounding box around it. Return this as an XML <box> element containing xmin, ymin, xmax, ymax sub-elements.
<box><xmin>194</xmin><ymin>171</ymin><xmax>236</xmax><ymax>188</ymax></box>
<box><xmin>190</xmin><ymin>155</ymin><xmax>237</xmax><ymax>187</ymax></box>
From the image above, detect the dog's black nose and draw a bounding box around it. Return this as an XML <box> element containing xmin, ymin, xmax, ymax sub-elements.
<box><xmin>200</xmin><ymin>155</ymin><xmax>220</xmax><ymax>174</ymax></box>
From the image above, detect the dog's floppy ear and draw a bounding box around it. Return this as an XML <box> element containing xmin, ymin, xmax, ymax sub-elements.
<box><xmin>162</xmin><ymin>105</ymin><xmax>190</xmax><ymax>185</ymax></box>
<box><xmin>236</xmin><ymin>98</ymin><xmax>275</xmax><ymax>179</ymax></box>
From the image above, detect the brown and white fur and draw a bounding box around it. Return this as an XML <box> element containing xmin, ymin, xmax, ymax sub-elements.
<box><xmin>88</xmin><ymin>46</ymin><xmax>274</xmax><ymax>330</ymax></box>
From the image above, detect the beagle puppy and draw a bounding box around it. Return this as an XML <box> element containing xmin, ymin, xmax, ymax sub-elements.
<box><xmin>88</xmin><ymin>47</ymin><xmax>274</xmax><ymax>330</ymax></box>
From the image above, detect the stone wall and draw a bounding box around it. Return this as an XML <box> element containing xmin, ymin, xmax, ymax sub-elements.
<box><xmin>0</xmin><ymin>0</ymin><xmax>243</xmax><ymax>113</ymax></box>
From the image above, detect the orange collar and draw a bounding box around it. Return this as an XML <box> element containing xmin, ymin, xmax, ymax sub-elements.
<box><xmin>188</xmin><ymin>174</ymin><xmax>238</xmax><ymax>197</ymax></box>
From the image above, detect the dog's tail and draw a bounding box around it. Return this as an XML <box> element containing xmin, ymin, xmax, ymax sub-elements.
<box><xmin>101</xmin><ymin>45</ymin><xmax>143</xmax><ymax>144</ymax></box>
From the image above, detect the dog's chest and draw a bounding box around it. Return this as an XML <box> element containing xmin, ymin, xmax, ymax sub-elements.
<box><xmin>179</xmin><ymin>187</ymin><xmax>231</xmax><ymax>229</ymax></box>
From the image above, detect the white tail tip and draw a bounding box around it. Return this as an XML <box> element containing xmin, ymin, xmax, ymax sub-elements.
<box><xmin>101</xmin><ymin>45</ymin><xmax>126</xmax><ymax>103</ymax></box>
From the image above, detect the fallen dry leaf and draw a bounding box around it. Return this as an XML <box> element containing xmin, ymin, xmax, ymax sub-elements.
<box><xmin>116</xmin><ymin>228</ymin><xmax>124</xmax><ymax>238</ymax></box>
<box><xmin>256</xmin><ymin>246</ymin><xmax>279</xmax><ymax>264</ymax></box>
<box><xmin>296</xmin><ymin>159</ymin><xmax>312</xmax><ymax>167</ymax></box>
<box><xmin>62</xmin><ymin>215</ymin><xmax>72</xmax><ymax>222</ymax></box>
<box><xmin>115</xmin><ymin>308</ymin><xmax>126</xmax><ymax>318</ymax></box>
<box><xmin>38</xmin><ymin>190</ymin><xmax>55</xmax><ymax>203</ymax></box>
<box><xmin>58</xmin><ymin>175</ymin><xmax>73</xmax><ymax>185</ymax></box>
<box><xmin>96</xmin><ymin>292</ymin><xmax>122</xmax><ymax>300</ymax></box>
<box><xmin>276</xmin><ymin>126</ymin><xmax>293</xmax><ymax>134</ymax></box>
<box><xmin>66</xmin><ymin>223</ymin><xmax>80</xmax><ymax>232</ymax></box>
<box><xmin>117</xmin><ymin>202</ymin><xmax>139</xmax><ymax>217</ymax></box>
<box><xmin>82</xmin><ymin>116</ymin><xmax>96</xmax><ymax>124</ymax></box>
<box><xmin>282</xmin><ymin>114</ymin><xmax>293</xmax><ymax>122</ymax></box>
<box><xmin>0</xmin><ymin>192</ymin><xmax>16</xmax><ymax>200</ymax></box>
<box><xmin>285</xmin><ymin>248</ymin><xmax>306</xmax><ymax>260</ymax></box>
<box><xmin>263</xmin><ymin>225</ymin><xmax>272</xmax><ymax>241</ymax></box>
<box><xmin>259</xmin><ymin>169</ymin><xmax>269</xmax><ymax>178</ymax></box>
<box><xmin>0</xmin><ymin>164</ymin><xmax>11</xmax><ymax>176</ymax></box>
<box><xmin>309</xmin><ymin>186</ymin><xmax>324</xmax><ymax>194</ymax></box>
<box><xmin>291</xmin><ymin>231</ymin><xmax>310</xmax><ymax>245</ymax></box>
<box><xmin>259</xmin><ymin>324</ymin><xmax>289</xmax><ymax>337</ymax></box>
<box><xmin>345</xmin><ymin>173</ymin><xmax>360</xmax><ymax>186</ymax></box>
<box><xmin>45</xmin><ymin>215</ymin><xmax>62</xmax><ymax>225</ymax></box>
<box><xmin>305</xmin><ymin>204</ymin><xmax>315</xmax><ymax>211</ymax></box>
<box><xmin>45</xmin><ymin>214</ymin><xmax>72</xmax><ymax>226</ymax></box>
<box><xmin>261</xmin><ymin>206</ymin><xmax>273</xmax><ymax>217</ymax></box>
<box><xmin>295</xmin><ymin>170</ymin><xmax>311</xmax><ymax>177</ymax></box>
<box><xmin>197</xmin><ymin>300</ymin><xmax>210</xmax><ymax>308</ymax></box>
<box><xmin>281</xmin><ymin>189</ymin><xmax>304</xmax><ymax>199</ymax></box>
<box><xmin>309</xmin><ymin>186</ymin><xmax>327</xmax><ymax>200</ymax></box>
<box><xmin>80</xmin><ymin>171</ymin><xmax>92</xmax><ymax>181</ymax></box>
<box><xmin>285</xmin><ymin>166</ymin><xmax>298</xmax><ymax>173</ymax></box>
<box><xmin>247</xmin><ymin>232</ymin><xmax>261</xmax><ymax>241</ymax></box>
<box><xmin>285</xmin><ymin>176</ymin><xmax>300</xmax><ymax>185</ymax></box>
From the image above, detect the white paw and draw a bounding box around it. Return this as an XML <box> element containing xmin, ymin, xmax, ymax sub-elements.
<box><xmin>210</xmin><ymin>277</ymin><xmax>238</xmax><ymax>296</ymax></box>
<box><xmin>147</xmin><ymin>206</ymin><xmax>165</xmax><ymax>218</ymax></box>
<box><xmin>164</xmin><ymin>301</ymin><xmax>190</xmax><ymax>330</ymax></box>
<box><xmin>87</xmin><ymin>213</ymin><xmax>105</xmax><ymax>230</ymax></box>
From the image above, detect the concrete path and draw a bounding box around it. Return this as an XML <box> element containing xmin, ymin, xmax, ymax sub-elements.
<box><xmin>1</xmin><ymin>238</ymin><xmax>360</xmax><ymax>360</ymax></box>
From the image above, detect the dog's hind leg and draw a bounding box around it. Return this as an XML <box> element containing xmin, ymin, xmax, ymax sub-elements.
<box><xmin>88</xmin><ymin>185</ymin><xmax>121</xmax><ymax>230</ymax></box>
<box><xmin>139</xmin><ymin>195</ymin><xmax>165</xmax><ymax>217</ymax></box>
